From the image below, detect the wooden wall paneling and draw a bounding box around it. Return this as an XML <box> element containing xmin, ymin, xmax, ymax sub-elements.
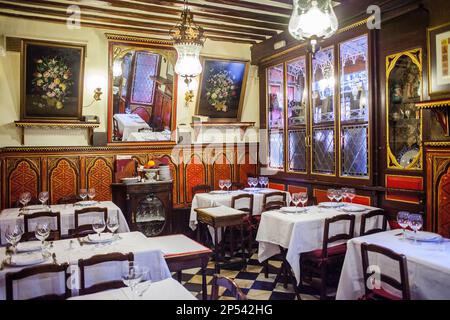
<box><xmin>211</xmin><ymin>151</ymin><xmax>233</xmax><ymax>190</ymax></box>
<box><xmin>48</xmin><ymin>157</ymin><xmax>80</xmax><ymax>204</ymax></box>
<box><xmin>237</xmin><ymin>146</ymin><xmax>258</xmax><ymax>185</ymax></box>
<box><xmin>184</xmin><ymin>152</ymin><xmax>208</xmax><ymax>204</ymax></box>
<box><xmin>437</xmin><ymin>166</ymin><xmax>450</xmax><ymax>238</ymax></box>
<box><xmin>86</xmin><ymin>156</ymin><xmax>114</xmax><ymax>201</ymax></box>
<box><xmin>287</xmin><ymin>185</ymin><xmax>308</xmax><ymax>194</ymax></box>
<box><xmin>269</xmin><ymin>182</ymin><xmax>286</xmax><ymax>191</ymax></box>
<box><xmin>6</xmin><ymin>158</ymin><xmax>40</xmax><ymax>208</ymax></box>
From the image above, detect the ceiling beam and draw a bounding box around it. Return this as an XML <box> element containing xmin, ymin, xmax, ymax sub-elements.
<box><xmin>203</xmin><ymin>0</ymin><xmax>292</xmax><ymax>15</ymax></box>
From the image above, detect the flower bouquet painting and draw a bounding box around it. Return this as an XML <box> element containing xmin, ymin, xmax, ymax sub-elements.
<box><xmin>196</xmin><ymin>58</ymin><xmax>249</xmax><ymax>121</ymax></box>
<box><xmin>21</xmin><ymin>40</ymin><xmax>85</xmax><ymax>121</ymax></box>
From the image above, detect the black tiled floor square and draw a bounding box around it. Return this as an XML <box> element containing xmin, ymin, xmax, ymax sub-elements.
<box><xmin>251</xmin><ymin>280</ymin><xmax>275</xmax><ymax>291</ymax></box>
<box><xmin>269</xmin><ymin>291</ymin><xmax>297</xmax><ymax>300</ymax></box>
<box><xmin>235</xmin><ymin>271</ymin><xmax>259</xmax><ymax>280</ymax></box>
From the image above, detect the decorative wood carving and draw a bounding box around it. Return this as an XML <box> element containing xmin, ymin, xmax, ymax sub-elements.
<box><xmin>7</xmin><ymin>159</ymin><xmax>40</xmax><ymax>207</ymax></box>
<box><xmin>86</xmin><ymin>157</ymin><xmax>114</xmax><ymax>201</ymax></box>
<box><xmin>237</xmin><ymin>152</ymin><xmax>257</xmax><ymax>185</ymax></box>
<box><xmin>185</xmin><ymin>154</ymin><xmax>207</xmax><ymax>203</ymax></box>
<box><xmin>48</xmin><ymin>158</ymin><xmax>79</xmax><ymax>204</ymax></box>
<box><xmin>211</xmin><ymin>152</ymin><xmax>233</xmax><ymax>190</ymax></box>
<box><xmin>438</xmin><ymin>167</ymin><xmax>450</xmax><ymax>237</ymax></box>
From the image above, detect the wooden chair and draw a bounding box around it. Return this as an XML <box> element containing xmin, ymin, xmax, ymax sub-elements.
<box><xmin>69</xmin><ymin>207</ymin><xmax>108</xmax><ymax>238</ymax></box>
<box><xmin>57</xmin><ymin>195</ymin><xmax>81</xmax><ymax>205</ymax></box>
<box><xmin>231</xmin><ymin>182</ymin><xmax>245</xmax><ymax>190</ymax></box>
<box><xmin>22</xmin><ymin>211</ymin><xmax>61</xmax><ymax>242</ymax></box>
<box><xmin>262</xmin><ymin>192</ymin><xmax>287</xmax><ymax>212</ymax></box>
<box><xmin>360</xmin><ymin>210</ymin><xmax>388</xmax><ymax>236</ymax></box>
<box><xmin>360</xmin><ymin>243</ymin><xmax>411</xmax><ymax>300</ymax></box>
<box><xmin>78</xmin><ymin>252</ymin><xmax>134</xmax><ymax>296</ymax></box>
<box><xmin>228</xmin><ymin>194</ymin><xmax>255</xmax><ymax>256</ymax></box>
<box><xmin>5</xmin><ymin>263</ymin><xmax>70</xmax><ymax>300</ymax></box>
<box><xmin>192</xmin><ymin>184</ymin><xmax>212</xmax><ymax>196</ymax></box>
<box><xmin>13</xmin><ymin>197</ymin><xmax>40</xmax><ymax>208</ymax></box>
<box><xmin>113</xmin><ymin>117</ymin><xmax>122</xmax><ymax>141</ymax></box>
<box><xmin>300</xmin><ymin>214</ymin><xmax>356</xmax><ymax>300</ymax></box>
<box><xmin>132</xmin><ymin>106</ymin><xmax>151</xmax><ymax>123</ymax></box>
<box><xmin>210</xmin><ymin>275</ymin><xmax>247</xmax><ymax>300</ymax></box>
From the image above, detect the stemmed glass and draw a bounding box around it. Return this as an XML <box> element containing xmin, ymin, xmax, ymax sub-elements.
<box><xmin>347</xmin><ymin>188</ymin><xmax>356</xmax><ymax>203</ymax></box>
<box><xmin>35</xmin><ymin>223</ymin><xmax>51</xmax><ymax>252</ymax></box>
<box><xmin>92</xmin><ymin>216</ymin><xmax>106</xmax><ymax>238</ymax></box>
<box><xmin>218</xmin><ymin>180</ymin><xmax>225</xmax><ymax>192</ymax></box>
<box><xmin>397</xmin><ymin>211</ymin><xmax>410</xmax><ymax>240</ymax></box>
<box><xmin>299</xmin><ymin>192</ymin><xmax>308</xmax><ymax>209</ymax></box>
<box><xmin>408</xmin><ymin>214</ymin><xmax>423</xmax><ymax>245</ymax></box>
<box><xmin>341</xmin><ymin>188</ymin><xmax>349</xmax><ymax>203</ymax></box>
<box><xmin>79</xmin><ymin>189</ymin><xmax>88</xmax><ymax>202</ymax></box>
<box><xmin>107</xmin><ymin>215</ymin><xmax>120</xmax><ymax>237</ymax></box>
<box><xmin>122</xmin><ymin>263</ymin><xmax>149</xmax><ymax>299</ymax></box>
<box><xmin>258</xmin><ymin>177</ymin><xmax>265</xmax><ymax>188</ymax></box>
<box><xmin>291</xmin><ymin>193</ymin><xmax>301</xmax><ymax>213</ymax></box>
<box><xmin>262</xmin><ymin>177</ymin><xmax>269</xmax><ymax>189</ymax></box>
<box><xmin>225</xmin><ymin>180</ymin><xmax>232</xmax><ymax>193</ymax></box>
<box><xmin>88</xmin><ymin>188</ymin><xmax>96</xmax><ymax>201</ymax></box>
<box><xmin>327</xmin><ymin>189</ymin><xmax>336</xmax><ymax>202</ymax></box>
<box><xmin>334</xmin><ymin>189</ymin><xmax>343</xmax><ymax>203</ymax></box>
<box><xmin>19</xmin><ymin>192</ymin><xmax>32</xmax><ymax>211</ymax></box>
<box><xmin>5</xmin><ymin>225</ymin><xmax>23</xmax><ymax>253</ymax></box>
<box><xmin>38</xmin><ymin>191</ymin><xmax>49</xmax><ymax>210</ymax></box>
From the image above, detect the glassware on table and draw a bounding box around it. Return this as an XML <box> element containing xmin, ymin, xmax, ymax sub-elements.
<box><xmin>19</xmin><ymin>192</ymin><xmax>32</xmax><ymax>211</ymax></box>
<box><xmin>299</xmin><ymin>192</ymin><xmax>308</xmax><ymax>208</ymax></box>
<box><xmin>334</xmin><ymin>189</ymin><xmax>343</xmax><ymax>203</ymax></box>
<box><xmin>122</xmin><ymin>263</ymin><xmax>149</xmax><ymax>299</ymax></box>
<box><xmin>347</xmin><ymin>188</ymin><xmax>356</xmax><ymax>203</ymax></box>
<box><xmin>263</xmin><ymin>177</ymin><xmax>269</xmax><ymax>188</ymax></box>
<box><xmin>35</xmin><ymin>223</ymin><xmax>51</xmax><ymax>251</ymax></box>
<box><xmin>79</xmin><ymin>189</ymin><xmax>88</xmax><ymax>201</ymax></box>
<box><xmin>397</xmin><ymin>211</ymin><xmax>410</xmax><ymax>240</ymax></box>
<box><xmin>224</xmin><ymin>180</ymin><xmax>232</xmax><ymax>193</ymax></box>
<box><xmin>5</xmin><ymin>224</ymin><xmax>23</xmax><ymax>253</ymax></box>
<box><xmin>327</xmin><ymin>189</ymin><xmax>336</xmax><ymax>202</ymax></box>
<box><xmin>92</xmin><ymin>216</ymin><xmax>106</xmax><ymax>238</ymax></box>
<box><xmin>88</xmin><ymin>188</ymin><xmax>96</xmax><ymax>201</ymax></box>
<box><xmin>107</xmin><ymin>215</ymin><xmax>120</xmax><ymax>235</ymax></box>
<box><xmin>258</xmin><ymin>177</ymin><xmax>265</xmax><ymax>188</ymax></box>
<box><xmin>218</xmin><ymin>180</ymin><xmax>225</xmax><ymax>192</ymax></box>
<box><xmin>38</xmin><ymin>191</ymin><xmax>49</xmax><ymax>210</ymax></box>
<box><xmin>341</xmin><ymin>188</ymin><xmax>349</xmax><ymax>203</ymax></box>
<box><xmin>408</xmin><ymin>213</ymin><xmax>423</xmax><ymax>245</ymax></box>
<box><xmin>291</xmin><ymin>193</ymin><xmax>301</xmax><ymax>213</ymax></box>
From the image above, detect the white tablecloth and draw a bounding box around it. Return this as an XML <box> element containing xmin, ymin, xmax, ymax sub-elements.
<box><xmin>127</xmin><ymin>131</ymin><xmax>172</xmax><ymax>142</ymax></box>
<box><xmin>69</xmin><ymin>278</ymin><xmax>196</xmax><ymax>300</ymax></box>
<box><xmin>0</xmin><ymin>202</ymin><xmax>130</xmax><ymax>245</ymax></box>
<box><xmin>190</xmin><ymin>189</ymin><xmax>291</xmax><ymax>230</ymax></box>
<box><xmin>336</xmin><ymin>230</ymin><xmax>450</xmax><ymax>300</ymax></box>
<box><xmin>256</xmin><ymin>204</ymin><xmax>383</xmax><ymax>284</ymax></box>
<box><xmin>145</xmin><ymin>234</ymin><xmax>211</xmax><ymax>257</ymax></box>
<box><xmin>0</xmin><ymin>232</ymin><xmax>171</xmax><ymax>300</ymax></box>
<box><xmin>114</xmin><ymin>114</ymin><xmax>150</xmax><ymax>141</ymax></box>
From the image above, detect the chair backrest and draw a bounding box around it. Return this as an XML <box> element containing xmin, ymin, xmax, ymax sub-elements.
<box><xmin>132</xmin><ymin>107</ymin><xmax>151</xmax><ymax>123</ymax></box>
<box><xmin>57</xmin><ymin>195</ymin><xmax>81</xmax><ymax>205</ymax></box>
<box><xmin>23</xmin><ymin>211</ymin><xmax>62</xmax><ymax>241</ymax></box>
<box><xmin>113</xmin><ymin>117</ymin><xmax>122</xmax><ymax>140</ymax></box>
<box><xmin>6</xmin><ymin>263</ymin><xmax>70</xmax><ymax>300</ymax></box>
<box><xmin>360</xmin><ymin>210</ymin><xmax>388</xmax><ymax>236</ymax></box>
<box><xmin>13</xmin><ymin>197</ymin><xmax>40</xmax><ymax>208</ymax></box>
<box><xmin>231</xmin><ymin>182</ymin><xmax>245</xmax><ymax>190</ymax></box>
<box><xmin>231</xmin><ymin>194</ymin><xmax>254</xmax><ymax>214</ymax></box>
<box><xmin>192</xmin><ymin>184</ymin><xmax>212</xmax><ymax>196</ymax></box>
<box><xmin>262</xmin><ymin>192</ymin><xmax>287</xmax><ymax>212</ymax></box>
<box><xmin>71</xmin><ymin>207</ymin><xmax>108</xmax><ymax>238</ymax></box>
<box><xmin>321</xmin><ymin>214</ymin><xmax>355</xmax><ymax>258</ymax></box>
<box><xmin>361</xmin><ymin>243</ymin><xmax>411</xmax><ymax>300</ymax></box>
<box><xmin>210</xmin><ymin>275</ymin><xmax>247</xmax><ymax>300</ymax></box>
<box><xmin>78</xmin><ymin>252</ymin><xmax>134</xmax><ymax>295</ymax></box>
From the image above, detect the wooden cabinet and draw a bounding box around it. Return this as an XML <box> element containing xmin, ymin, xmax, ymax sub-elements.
<box><xmin>111</xmin><ymin>181</ymin><xmax>173</xmax><ymax>237</ymax></box>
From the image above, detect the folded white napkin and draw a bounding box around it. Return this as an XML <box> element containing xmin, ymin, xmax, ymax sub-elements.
<box><xmin>16</xmin><ymin>241</ymin><xmax>42</xmax><ymax>253</ymax></box>
<box><xmin>10</xmin><ymin>252</ymin><xmax>45</xmax><ymax>266</ymax></box>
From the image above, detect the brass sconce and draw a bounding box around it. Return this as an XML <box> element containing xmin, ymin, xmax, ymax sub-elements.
<box><xmin>84</xmin><ymin>87</ymin><xmax>103</xmax><ymax>108</ymax></box>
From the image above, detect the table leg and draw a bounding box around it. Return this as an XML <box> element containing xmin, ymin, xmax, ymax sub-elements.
<box><xmin>240</xmin><ymin>223</ymin><xmax>246</xmax><ymax>271</ymax></box>
<box><xmin>201</xmin><ymin>257</ymin><xmax>208</xmax><ymax>301</ymax></box>
<box><xmin>214</xmin><ymin>227</ymin><xmax>220</xmax><ymax>274</ymax></box>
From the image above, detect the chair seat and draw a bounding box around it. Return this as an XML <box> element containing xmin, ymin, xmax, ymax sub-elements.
<box><xmin>363</xmin><ymin>288</ymin><xmax>402</xmax><ymax>300</ymax></box>
<box><xmin>302</xmin><ymin>243</ymin><xmax>347</xmax><ymax>260</ymax></box>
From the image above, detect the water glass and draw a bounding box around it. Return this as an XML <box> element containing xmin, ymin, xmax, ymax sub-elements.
<box><xmin>397</xmin><ymin>211</ymin><xmax>410</xmax><ymax>240</ymax></box>
<box><xmin>19</xmin><ymin>192</ymin><xmax>32</xmax><ymax>210</ymax></box>
<box><xmin>35</xmin><ymin>223</ymin><xmax>51</xmax><ymax>249</ymax></box>
<box><xmin>347</xmin><ymin>188</ymin><xmax>356</xmax><ymax>203</ymax></box>
<box><xmin>341</xmin><ymin>188</ymin><xmax>349</xmax><ymax>202</ymax></box>
<box><xmin>79</xmin><ymin>189</ymin><xmax>88</xmax><ymax>201</ymax></box>
<box><xmin>107</xmin><ymin>215</ymin><xmax>120</xmax><ymax>235</ymax></box>
<box><xmin>408</xmin><ymin>214</ymin><xmax>423</xmax><ymax>244</ymax></box>
<box><xmin>291</xmin><ymin>193</ymin><xmax>301</xmax><ymax>213</ymax></box>
<box><xmin>92</xmin><ymin>216</ymin><xmax>106</xmax><ymax>238</ymax></box>
<box><xmin>219</xmin><ymin>180</ymin><xmax>225</xmax><ymax>191</ymax></box>
<box><xmin>88</xmin><ymin>188</ymin><xmax>96</xmax><ymax>201</ymax></box>
<box><xmin>327</xmin><ymin>189</ymin><xmax>336</xmax><ymax>202</ymax></box>
<box><xmin>5</xmin><ymin>225</ymin><xmax>23</xmax><ymax>252</ymax></box>
<box><xmin>334</xmin><ymin>189</ymin><xmax>343</xmax><ymax>203</ymax></box>
<box><xmin>299</xmin><ymin>192</ymin><xmax>308</xmax><ymax>208</ymax></box>
<box><xmin>38</xmin><ymin>191</ymin><xmax>49</xmax><ymax>209</ymax></box>
<box><xmin>122</xmin><ymin>263</ymin><xmax>148</xmax><ymax>299</ymax></box>
<box><xmin>225</xmin><ymin>180</ymin><xmax>232</xmax><ymax>193</ymax></box>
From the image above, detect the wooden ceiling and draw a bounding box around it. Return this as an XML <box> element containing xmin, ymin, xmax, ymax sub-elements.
<box><xmin>0</xmin><ymin>0</ymin><xmax>299</xmax><ymax>44</ymax></box>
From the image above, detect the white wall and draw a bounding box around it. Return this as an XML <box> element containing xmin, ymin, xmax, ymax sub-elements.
<box><xmin>0</xmin><ymin>16</ymin><xmax>260</xmax><ymax>147</ymax></box>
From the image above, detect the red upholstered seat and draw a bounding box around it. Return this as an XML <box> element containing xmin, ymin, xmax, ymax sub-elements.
<box><xmin>362</xmin><ymin>288</ymin><xmax>402</xmax><ymax>301</ymax></box>
<box><xmin>302</xmin><ymin>243</ymin><xmax>347</xmax><ymax>260</ymax></box>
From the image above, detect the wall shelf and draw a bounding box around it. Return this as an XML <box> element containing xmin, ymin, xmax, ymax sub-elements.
<box><xmin>15</xmin><ymin>120</ymin><xmax>100</xmax><ymax>146</ymax></box>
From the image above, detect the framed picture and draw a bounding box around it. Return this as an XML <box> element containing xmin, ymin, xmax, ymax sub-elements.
<box><xmin>21</xmin><ymin>39</ymin><xmax>86</xmax><ymax>121</ymax></box>
<box><xmin>428</xmin><ymin>22</ymin><xmax>450</xmax><ymax>97</ymax></box>
<box><xmin>196</xmin><ymin>57</ymin><xmax>250</xmax><ymax>121</ymax></box>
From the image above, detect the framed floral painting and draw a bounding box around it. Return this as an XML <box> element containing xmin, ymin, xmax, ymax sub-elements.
<box><xmin>195</xmin><ymin>57</ymin><xmax>249</xmax><ymax>121</ymax></box>
<box><xmin>21</xmin><ymin>40</ymin><xmax>86</xmax><ymax>121</ymax></box>
<box><xmin>428</xmin><ymin>23</ymin><xmax>450</xmax><ymax>96</ymax></box>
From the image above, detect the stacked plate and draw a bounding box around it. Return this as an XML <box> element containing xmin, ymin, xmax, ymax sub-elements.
<box><xmin>318</xmin><ymin>202</ymin><xmax>345</xmax><ymax>209</ymax></box>
<box><xmin>280</xmin><ymin>207</ymin><xmax>307</xmax><ymax>214</ymax></box>
<box><xmin>405</xmin><ymin>231</ymin><xmax>443</xmax><ymax>242</ymax></box>
<box><xmin>342</xmin><ymin>205</ymin><xmax>367</xmax><ymax>213</ymax></box>
<box><xmin>159</xmin><ymin>165</ymin><xmax>172</xmax><ymax>181</ymax></box>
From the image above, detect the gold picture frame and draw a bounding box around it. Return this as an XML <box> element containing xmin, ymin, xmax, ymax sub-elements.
<box><xmin>428</xmin><ymin>22</ymin><xmax>450</xmax><ymax>97</ymax></box>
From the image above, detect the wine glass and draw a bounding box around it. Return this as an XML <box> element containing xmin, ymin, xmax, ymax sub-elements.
<box><xmin>5</xmin><ymin>225</ymin><xmax>23</xmax><ymax>253</ymax></box>
<box><xmin>92</xmin><ymin>216</ymin><xmax>106</xmax><ymax>238</ymax></box>
<box><xmin>334</xmin><ymin>189</ymin><xmax>343</xmax><ymax>203</ymax></box>
<box><xmin>107</xmin><ymin>215</ymin><xmax>120</xmax><ymax>236</ymax></box>
<box><xmin>408</xmin><ymin>214</ymin><xmax>423</xmax><ymax>245</ymax></box>
<box><xmin>122</xmin><ymin>263</ymin><xmax>148</xmax><ymax>299</ymax></box>
<box><xmin>38</xmin><ymin>191</ymin><xmax>49</xmax><ymax>210</ymax></box>
<box><xmin>397</xmin><ymin>211</ymin><xmax>410</xmax><ymax>240</ymax></box>
<box><xmin>219</xmin><ymin>180</ymin><xmax>225</xmax><ymax>192</ymax></box>
<box><xmin>341</xmin><ymin>188</ymin><xmax>349</xmax><ymax>203</ymax></box>
<box><xmin>264</xmin><ymin>177</ymin><xmax>270</xmax><ymax>188</ymax></box>
<box><xmin>225</xmin><ymin>180</ymin><xmax>232</xmax><ymax>193</ymax></box>
<box><xmin>291</xmin><ymin>193</ymin><xmax>301</xmax><ymax>213</ymax></box>
<box><xmin>258</xmin><ymin>177</ymin><xmax>265</xmax><ymax>188</ymax></box>
<box><xmin>79</xmin><ymin>189</ymin><xmax>88</xmax><ymax>202</ymax></box>
<box><xmin>35</xmin><ymin>223</ymin><xmax>51</xmax><ymax>250</ymax></box>
<box><xmin>327</xmin><ymin>189</ymin><xmax>336</xmax><ymax>202</ymax></box>
<box><xmin>88</xmin><ymin>188</ymin><xmax>96</xmax><ymax>201</ymax></box>
<box><xmin>19</xmin><ymin>192</ymin><xmax>32</xmax><ymax>211</ymax></box>
<box><xmin>347</xmin><ymin>188</ymin><xmax>356</xmax><ymax>203</ymax></box>
<box><xmin>299</xmin><ymin>192</ymin><xmax>308</xmax><ymax>209</ymax></box>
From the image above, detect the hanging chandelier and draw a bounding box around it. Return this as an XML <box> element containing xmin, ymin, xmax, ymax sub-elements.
<box><xmin>170</xmin><ymin>1</ymin><xmax>205</xmax><ymax>87</ymax></box>
<box><xmin>288</xmin><ymin>0</ymin><xmax>338</xmax><ymax>54</ymax></box>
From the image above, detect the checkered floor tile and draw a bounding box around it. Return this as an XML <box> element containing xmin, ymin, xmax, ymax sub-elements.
<box><xmin>173</xmin><ymin>253</ymin><xmax>321</xmax><ymax>300</ymax></box>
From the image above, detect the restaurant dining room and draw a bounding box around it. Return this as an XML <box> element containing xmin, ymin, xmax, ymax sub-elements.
<box><xmin>1</xmin><ymin>0</ymin><xmax>450</xmax><ymax>306</ymax></box>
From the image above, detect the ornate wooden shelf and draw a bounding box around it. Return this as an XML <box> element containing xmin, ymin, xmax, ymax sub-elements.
<box><xmin>190</xmin><ymin>121</ymin><xmax>255</xmax><ymax>141</ymax></box>
<box><xmin>14</xmin><ymin>120</ymin><xmax>100</xmax><ymax>146</ymax></box>
<box><xmin>416</xmin><ymin>98</ymin><xmax>450</xmax><ymax>136</ymax></box>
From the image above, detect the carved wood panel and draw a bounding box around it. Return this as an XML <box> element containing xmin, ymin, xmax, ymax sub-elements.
<box><xmin>185</xmin><ymin>154</ymin><xmax>207</xmax><ymax>203</ymax></box>
<box><xmin>211</xmin><ymin>152</ymin><xmax>233</xmax><ymax>190</ymax></box>
<box><xmin>48</xmin><ymin>157</ymin><xmax>79</xmax><ymax>204</ymax></box>
<box><xmin>86</xmin><ymin>156</ymin><xmax>114</xmax><ymax>201</ymax></box>
<box><xmin>237</xmin><ymin>152</ymin><xmax>257</xmax><ymax>185</ymax></box>
<box><xmin>438</xmin><ymin>167</ymin><xmax>450</xmax><ymax>238</ymax></box>
<box><xmin>7</xmin><ymin>159</ymin><xmax>40</xmax><ymax>207</ymax></box>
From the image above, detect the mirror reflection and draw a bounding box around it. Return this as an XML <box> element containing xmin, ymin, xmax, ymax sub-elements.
<box><xmin>110</xmin><ymin>44</ymin><xmax>176</xmax><ymax>142</ymax></box>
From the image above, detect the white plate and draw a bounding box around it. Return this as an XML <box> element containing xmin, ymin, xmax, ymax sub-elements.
<box><xmin>342</xmin><ymin>205</ymin><xmax>367</xmax><ymax>213</ymax></box>
<box><xmin>280</xmin><ymin>207</ymin><xmax>307</xmax><ymax>214</ymax></box>
<box><xmin>8</xmin><ymin>252</ymin><xmax>46</xmax><ymax>267</ymax></box>
<box><xmin>16</xmin><ymin>241</ymin><xmax>42</xmax><ymax>253</ymax></box>
<box><xmin>405</xmin><ymin>231</ymin><xmax>442</xmax><ymax>242</ymax></box>
<box><xmin>24</xmin><ymin>205</ymin><xmax>46</xmax><ymax>210</ymax></box>
<box><xmin>210</xmin><ymin>190</ymin><xmax>228</xmax><ymax>195</ymax></box>
<box><xmin>75</xmin><ymin>201</ymin><xmax>98</xmax><ymax>206</ymax></box>
<box><xmin>243</xmin><ymin>188</ymin><xmax>262</xmax><ymax>192</ymax></box>
<box><xmin>85</xmin><ymin>233</ymin><xmax>116</xmax><ymax>244</ymax></box>
<box><xmin>318</xmin><ymin>202</ymin><xmax>345</xmax><ymax>209</ymax></box>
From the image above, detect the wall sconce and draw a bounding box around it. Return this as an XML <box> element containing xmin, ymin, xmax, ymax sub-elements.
<box><xmin>84</xmin><ymin>87</ymin><xmax>103</xmax><ymax>107</ymax></box>
<box><xmin>185</xmin><ymin>90</ymin><xmax>194</xmax><ymax>105</ymax></box>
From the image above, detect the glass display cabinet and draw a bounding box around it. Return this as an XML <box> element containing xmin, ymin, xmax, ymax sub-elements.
<box><xmin>386</xmin><ymin>48</ymin><xmax>422</xmax><ymax>170</ymax></box>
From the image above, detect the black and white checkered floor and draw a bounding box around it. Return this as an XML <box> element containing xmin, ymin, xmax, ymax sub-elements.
<box><xmin>173</xmin><ymin>253</ymin><xmax>321</xmax><ymax>300</ymax></box>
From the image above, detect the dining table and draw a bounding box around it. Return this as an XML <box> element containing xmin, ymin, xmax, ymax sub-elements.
<box><xmin>189</xmin><ymin>188</ymin><xmax>292</xmax><ymax>231</ymax></box>
<box><xmin>68</xmin><ymin>278</ymin><xmax>196</xmax><ymax>300</ymax></box>
<box><xmin>113</xmin><ymin>114</ymin><xmax>151</xmax><ymax>141</ymax></box>
<box><xmin>127</xmin><ymin>131</ymin><xmax>172</xmax><ymax>142</ymax></box>
<box><xmin>0</xmin><ymin>231</ymin><xmax>171</xmax><ymax>300</ymax></box>
<box><xmin>336</xmin><ymin>230</ymin><xmax>450</xmax><ymax>300</ymax></box>
<box><xmin>256</xmin><ymin>203</ymin><xmax>385</xmax><ymax>284</ymax></box>
<box><xmin>0</xmin><ymin>201</ymin><xmax>130</xmax><ymax>245</ymax></box>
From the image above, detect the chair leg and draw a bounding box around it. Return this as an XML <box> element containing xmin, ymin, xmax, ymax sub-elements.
<box><xmin>320</xmin><ymin>263</ymin><xmax>328</xmax><ymax>300</ymax></box>
<box><xmin>264</xmin><ymin>260</ymin><xmax>269</xmax><ymax>278</ymax></box>
<box><xmin>177</xmin><ymin>271</ymin><xmax>182</xmax><ymax>282</ymax></box>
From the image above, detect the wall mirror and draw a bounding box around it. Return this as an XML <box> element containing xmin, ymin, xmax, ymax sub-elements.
<box><xmin>107</xmin><ymin>36</ymin><xmax>177</xmax><ymax>144</ymax></box>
